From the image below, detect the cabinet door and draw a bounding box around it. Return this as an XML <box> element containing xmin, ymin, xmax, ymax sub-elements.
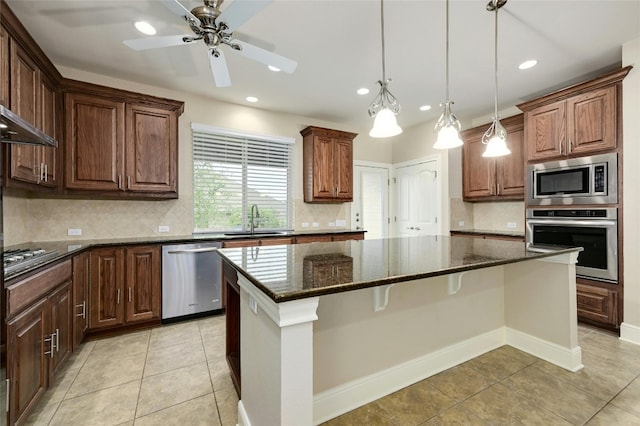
<box><xmin>49</xmin><ymin>282</ymin><xmax>73</xmax><ymax>376</ymax></box>
<box><xmin>1</xmin><ymin>25</ymin><xmax>9</xmax><ymax>107</ymax></box>
<box><xmin>567</xmin><ymin>86</ymin><xmax>616</xmax><ymax>155</ymax></box>
<box><xmin>65</xmin><ymin>92</ymin><xmax>125</xmax><ymax>191</ymax></box>
<box><xmin>125</xmin><ymin>104</ymin><xmax>178</xmax><ymax>193</ymax></box>
<box><xmin>525</xmin><ymin>100</ymin><xmax>566</xmax><ymax>162</ymax></box>
<box><xmin>334</xmin><ymin>138</ymin><xmax>353</xmax><ymax>200</ymax></box>
<box><xmin>39</xmin><ymin>73</ymin><xmax>59</xmax><ymax>187</ymax></box>
<box><xmin>125</xmin><ymin>245</ymin><xmax>161</xmax><ymax>323</ymax></box>
<box><xmin>7</xmin><ymin>299</ymin><xmax>49</xmax><ymax>425</ymax></box>
<box><xmin>496</xmin><ymin>128</ymin><xmax>525</xmax><ymax>198</ymax></box>
<box><xmin>72</xmin><ymin>252</ymin><xmax>90</xmax><ymax>349</ymax></box>
<box><xmin>90</xmin><ymin>248</ymin><xmax>125</xmax><ymax>329</ymax></box>
<box><xmin>462</xmin><ymin>135</ymin><xmax>495</xmax><ymax>199</ymax></box>
<box><xmin>9</xmin><ymin>38</ymin><xmax>40</xmax><ymax>184</ymax></box>
<box><xmin>312</xmin><ymin>136</ymin><xmax>336</xmax><ymax>199</ymax></box>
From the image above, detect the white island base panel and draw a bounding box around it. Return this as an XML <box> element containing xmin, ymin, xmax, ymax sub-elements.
<box><xmin>236</xmin><ymin>252</ymin><xmax>582</xmax><ymax>426</ymax></box>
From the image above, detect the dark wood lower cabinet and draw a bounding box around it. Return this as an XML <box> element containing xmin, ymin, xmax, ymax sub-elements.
<box><xmin>48</xmin><ymin>282</ymin><xmax>73</xmax><ymax>377</ymax></box>
<box><xmin>72</xmin><ymin>252</ymin><xmax>90</xmax><ymax>349</ymax></box>
<box><xmin>577</xmin><ymin>280</ymin><xmax>619</xmax><ymax>328</ymax></box>
<box><xmin>7</xmin><ymin>299</ymin><xmax>49</xmax><ymax>426</ymax></box>
<box><xmin>224</xmin><ymin>260</ymin><xmax>241</xmax><ymax>397</ymax></box>
<box><xmin>125</xmin><ymin>246</ymin><xmax>161</xmax><ymax>323</ymax></box>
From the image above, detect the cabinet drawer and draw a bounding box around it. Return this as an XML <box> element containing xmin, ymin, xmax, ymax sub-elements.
<box><xmin>577</xmin><ymin>283</ymin><xmax>618</xmax><ymax>326</ymax></box>
<box><xmin>6</xmin><ymin>260</ymin><xmax>72</xmax><ymax>319</ymax></box>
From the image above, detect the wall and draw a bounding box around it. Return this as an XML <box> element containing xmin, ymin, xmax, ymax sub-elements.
<box><xmin>621</xmin><ymin>37</ymin><xmax>640</xmax><ymax>344</ymax></box>
<box><xmin>3</xmin><ymin>66</ymin><xmax>392</xmax><ymax>245</ymax></box>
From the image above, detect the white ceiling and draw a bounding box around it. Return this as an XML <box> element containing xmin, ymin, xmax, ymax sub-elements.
<box><xmin>5</xmin><ymin>0</ymin><xmax>640</xmax><ymax>132</ymax></box>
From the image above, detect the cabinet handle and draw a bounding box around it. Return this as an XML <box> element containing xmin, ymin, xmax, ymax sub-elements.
<box><xmin>127</xmin><ymin>175</ymin><xmax>131</xmax><ymax>190</ymax></box>
<box><xmin>118</xmin><ymin>175</ymin><xmax>122</xmax><ymax>190</ymax></box>
<box><xmin>44</xmin><ymin>333</ymin><xmax>55</xmax><ymax>358</ymax></box>
<box><xmin>56</xmin><ymin>329</ymin><xmax>60</xmax><ymax>352</ymax></box>
<box><xmin>5</xmin><ymin>379</ymin><xmax>9</xmax><ymax>413</ymax></box>
<box><xmin>128</xmin><ymin>287</ymin><xmax>132</xmax><ymax>302</ymax></box>
<box><xmin>497</xmin><ymin>184</ymin><xmax>501</xmax><ymax>194</ymax></box>
<box><xmin>568</xmin><ymin>138</ymin><xmax>572</xmax><ymax>153</ymax></box>
<box><xmin>117</xmin><ymin>289</ymin><xmax>121</xmax><ymax>304</ymax></box>
<box><xmin>76</xmin><ymin>302</ymin><xmax>86</xmax><ymax>319</ymax></box>
<box><xmin>44</xmin><ymin>164</ymin><xmax>48</xmax><ymax>182</ymax></box>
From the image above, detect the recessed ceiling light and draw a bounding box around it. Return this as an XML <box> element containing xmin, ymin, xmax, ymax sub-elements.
<box><xmin>268</xmin><ymin>65</ymin><xmax>281</xmax><ymax>72</ymax></box>
<box><xmin>419</xmin><ymin>105</ymin><xmax>432</xmax><ymax>111</ymax></box>
<box><xmin>518</xmin><ymin>59</ymin><xmax>538</xmax><ymax>70</ymax></box>
<box><xmin>357</xmin><ymin>88</ymin><xmax>370</xmax><ymax>95</ymax></box>
<box><xmin>246</xmin><ymin>96</ymin><xmax>258</xmax><ymax>103</ymax></box>
<box><xmin>134</xmin><ymin>21</ymin><xmax>156</xmax><ymax>36</ymax></box>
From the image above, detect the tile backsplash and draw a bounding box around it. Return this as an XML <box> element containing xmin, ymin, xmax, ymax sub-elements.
<box><xmin>450</xmin><ymin>197</ymin><xmax>524</xmax><ymax>232</ymax></box>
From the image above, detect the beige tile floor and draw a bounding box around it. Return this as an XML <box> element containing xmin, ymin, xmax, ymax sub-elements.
<box><xmin>26</xmin><ymin>318</ymin><xmax>640</xmax><ymax>426</ymax></box>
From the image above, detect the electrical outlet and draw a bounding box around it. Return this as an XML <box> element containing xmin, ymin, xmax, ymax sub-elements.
<box><xmin>458</xmin><ymin>221</ymin><xmax>465</xmax><ymax>227</ymax></box>
<box><xmin>312</xmin><ymin>222</ymin><xmax>320</xmax><ymax>228</ymax></box>
<box><xmin>158</xmin><ymin>225</ymin><xmax>170</xmax><ymax>233</ymax></box>
<box><xmin>67</xmin><ymin>228</ymin><xmax>82</xmax><ymax>236</ymax></box>
<box><xmin>335</xmin><ymin>219</ymin><xmax>346</xmax><ymax>227</ymax></box>
<box><xmin>301</xmin><ymin>222</ymin><xmax>309</xmax><ymax>228</ymax></box>
<box><xmin>328</xmin><ymin>222</ymin><xmax>335</xmax><ymax>227</ymax></box>
<box><xmin>507</xmin><ymin>222</ymin><xmax>517</xmax><ymax>228</ymax></box>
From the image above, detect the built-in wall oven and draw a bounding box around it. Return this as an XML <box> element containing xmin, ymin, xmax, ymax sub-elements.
<box><xmin>526</xmin><ymin>208</ymin><xmax>618</xmax><ymax>283</ymax></box>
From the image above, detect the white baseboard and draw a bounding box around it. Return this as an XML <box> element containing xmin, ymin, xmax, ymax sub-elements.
<box><xmin>237</xmin><ymin>400</ymin><xmax>250</xmax><ymax>426</ymax></box>
<box><xmin>620</xmin><ymin>322</ymin><xmax>640</xmax><ymax>346</ymax></box>
<box><xmin>312</xmin><ymin>328</ymin><xmax>505</xmax><ymax>425</ymax></box>
<box><xmin>505</xmin><ymin>327</ymin><xmax>583</xmax><ymax>372</ymax></box>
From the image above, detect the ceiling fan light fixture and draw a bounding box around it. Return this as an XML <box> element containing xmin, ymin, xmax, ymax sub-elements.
<box><xmin>482</xmin><ymin>0</ymin><xmax>511</xmax><ymax>158</ymax></box>
<box><xmin>134</xmin><ymin>21</ymin><xmax>157</xmax><ymax>36</ymax></box>
<box><xmin>368</xmin><ymin>0</ymin><xmax>402</xmax><ymax>139</ymax></box>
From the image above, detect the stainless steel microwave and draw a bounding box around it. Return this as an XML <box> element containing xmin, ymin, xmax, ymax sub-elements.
<box><xmin>526</xmin><ymin>153</ymin><xmax>617</xmax><ymax>206</ymax></box>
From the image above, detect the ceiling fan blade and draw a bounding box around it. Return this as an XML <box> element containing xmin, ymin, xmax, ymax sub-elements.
<box><xmin>217</xmin><ymin>0</ymin><xmax>272</xmax><ymax>32</ymax></box>
<box><xmin>160</xmin><ymin>0</ymin><xmax>202</xmax><ymax>26</ymax></box>
<box><xmin>123</xmin><ymin>34</ymin><xmax>195</xmax><ymax>50</ymax></box>
<box><xmin>210</xmin><ymin>50</ymin><xmax>232</xmax><ymax>87</ymax></box>
<box><xmin>232</xmin><ymin>40</ymin><xmax>297</xmax><ymax>73</ymax></box>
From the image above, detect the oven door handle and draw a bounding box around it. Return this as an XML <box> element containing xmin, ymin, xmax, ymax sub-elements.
<box><xmin>527</xmin><ymin>219</ymin><xmax>617</xmax><ymax>227</ymax></box>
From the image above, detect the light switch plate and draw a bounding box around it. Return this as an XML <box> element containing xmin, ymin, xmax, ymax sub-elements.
<box><xmin>249</xmin><ymin>295</ymin><xmax>258</xmax><ymax>315</ymax></box>
<box><xmin>458</xmin><ymin>221</ymin><xmax>465</xmax><ymax>227</ymax></box>
<box><xmin>507</xmin><ymin>222</ymin><xmax>517</xmax><ymax>228</ymax></box>
<box><xmin>67</xmin><ymin>228</ymin><xmax>82</xmax><ymax>236</ymax></box>
<box><xmin>301</xmin><ymin>222</ymin><xmax>310</xmax><ymax>228</ymax></box>
<box><xmin>312</xmin><ymin>222</ymin><xmax>320</xmax><ymax>228</ymax></box>
<box><xmin>158</xmin><ymin>225</ymin><xmax>170</xmax><ymax>233</ymax></box>
<box><xmin>335</xmin><ymin>219</ymin><xmax>346</xmax><ymax>227</ymax></box>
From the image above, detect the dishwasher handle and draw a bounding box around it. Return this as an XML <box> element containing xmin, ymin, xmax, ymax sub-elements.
<box><xmin>166</xmin><ymin>247</ymin><xmax>220</xmax><ymax>254</ymax></box>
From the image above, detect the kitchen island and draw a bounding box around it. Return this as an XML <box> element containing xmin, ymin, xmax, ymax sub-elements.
<box><xmin>218</xmin><ymin>236</ymin><xmax>583</xmax><ymax>426</ymax></box>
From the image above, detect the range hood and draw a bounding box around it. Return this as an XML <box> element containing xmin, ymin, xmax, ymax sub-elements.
<box><xmin>0</xmin><ymin>105</ymin><xmax>58</xmax><ymax>147</ymax></box>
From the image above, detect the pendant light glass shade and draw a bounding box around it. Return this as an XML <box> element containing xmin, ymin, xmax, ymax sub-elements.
<box><xmin>370</xmin><ymin>107</ymin><xmax>402</xmax><ymax>138</ymax></box>
<box><xmin>368</xmin><ymin>0</ymin><xmax>402</xmax><ymax>138</ymax></box>
<box><xmin>482</xmin><ymin>0</ymin><xmax>510</xmax><ymax>157</ymax></box>
<box><xmin>433</xmin><ymin>0</ymin><xmax>462</xmax><ymax>149</ymax></box>
<box><xmin>434</xmin><ymin>102</ymin><xmax>463</xmax><ymax>149</ymax></box>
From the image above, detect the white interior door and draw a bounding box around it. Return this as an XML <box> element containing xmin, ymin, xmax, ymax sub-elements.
<box><xmin>352</xmin><ymin>164</ymin><xmax>390</xmax><ymax>239</ymax></box>
<box><xmin>393</xmin><ymin>159</ymin><xmax>440</xmax><ymax>236</ymax></box>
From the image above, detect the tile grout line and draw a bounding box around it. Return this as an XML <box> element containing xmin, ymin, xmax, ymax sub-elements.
<box><xmin>131</xmin><ymin>330</ymin><xmax>153</xmax><ymax>424</ymax></box>
<box><xmin>583</xmin><ymin>371</ymin><xmax>640</xmax><ymax>424</ymax></box>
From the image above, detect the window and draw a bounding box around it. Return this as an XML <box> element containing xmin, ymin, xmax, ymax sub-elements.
<box><xmin>192</xmin><ymin>124</ymin><xmax>294</xmax><ymax>234</ymax></box>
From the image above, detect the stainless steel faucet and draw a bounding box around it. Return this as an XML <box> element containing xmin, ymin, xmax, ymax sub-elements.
<box><xmin>250</xmin><ymin>204</ymin><xmax>260</xmax><ymax>234</ymax></box>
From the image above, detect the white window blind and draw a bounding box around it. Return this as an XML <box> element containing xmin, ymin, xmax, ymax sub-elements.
<box><xmin>192</xmin><ymin>124</ymin><xmax>294</xmax><ymax>234</ymax></box>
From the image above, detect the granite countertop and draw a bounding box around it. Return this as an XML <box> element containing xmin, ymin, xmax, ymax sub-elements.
<box><xmin>2</xmin><ymin>229</ymin><xmax>364</xmax><ymax>283</ymax></box>
<box><xmin>450</xmin><ymin>228</ymin><xmax>525</xmax><ymax>238</ymax></box>
<box><xmin>218</xmin><ymin>235</ymin><xmax>581</xmax><ymax>303</ymax></box>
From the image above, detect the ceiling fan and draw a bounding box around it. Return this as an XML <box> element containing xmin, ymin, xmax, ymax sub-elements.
<box><xmin>123</xmin><ymin>0</ymin><xmax>297</xmax><ymax>87</ymax></box>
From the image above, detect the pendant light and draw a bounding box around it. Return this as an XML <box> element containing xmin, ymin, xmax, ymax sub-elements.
<box><xmin>368</xmin><ymin>0</ymin><xmax>402</xmax><ymax>138</ymax></box>
<box><xmin>433</xmin><ymin>0</ymin><xmax>462</xmax><ymax>149</ymax></box>
<box><xmin>482</xmin><ymin>0</ymin><xmax>511</xmax><ymax>157</ymax></box>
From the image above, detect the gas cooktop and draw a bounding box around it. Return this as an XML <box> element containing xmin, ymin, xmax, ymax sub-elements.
<box><xmin>3</xmin><ymin>248</ymin><xmax>60</xmax><ymax>276</ymax></box>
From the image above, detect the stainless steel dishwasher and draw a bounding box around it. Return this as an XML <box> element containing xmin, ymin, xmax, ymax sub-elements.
<box><xmin>162</xmin><ymin>242</ymin><xmax>223</xmax><ymax>321</ymax></box>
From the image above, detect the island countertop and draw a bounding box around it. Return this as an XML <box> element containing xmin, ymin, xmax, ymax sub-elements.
<box><xmin>217</xmin><ymin>235</ymin><xmax>581</xmax><ymax>303</ymax></box>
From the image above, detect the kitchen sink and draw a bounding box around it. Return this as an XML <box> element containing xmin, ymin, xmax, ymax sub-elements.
<box><xmin>223</xmin><ymin>231</ymin><xmax>288</xmax><ymax>236</ymax></box>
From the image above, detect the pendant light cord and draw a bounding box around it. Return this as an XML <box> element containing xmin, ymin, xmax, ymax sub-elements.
<box><xmin>380</xmin><ymin>0</ymin><xmax>386</xmax><ymax>82</ymax></box>
<box><xmin>493</xmin><ymin>0</ymin><xmax>499</xmax><ymax>120</ymax></box>
<box><xmin>445</xmin><ymin>0</ymin><xmax>450</xmax><ymax>102</ymax></box>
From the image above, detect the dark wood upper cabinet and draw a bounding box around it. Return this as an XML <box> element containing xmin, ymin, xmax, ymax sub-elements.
<box><xmin>65</xmin><ymin>92</ymin><xmax>125</xmax><ymax>192</ymax></box>
<box><xmin>518</xmin><ymin>66</ymin><xmax>631</xmax><ymax>163</ymax></box>
<box><xmin>1</xmin><ymin>24</ymin><xmax>9</xmax><ymax>107</ymax></box>
<box><xmin>125</xmin><ymin>104</ymin><xmax>178</xmax><ymax>193</ymax></box>
<box><xmin>301</xmin><ymin>126</ymin><xmax>357</xmax><ymax>203</ymax></box>
<box><xmin>462</xmin><ymin>114</ymin><xmax>525</xmax><ymax>202</ymax></box>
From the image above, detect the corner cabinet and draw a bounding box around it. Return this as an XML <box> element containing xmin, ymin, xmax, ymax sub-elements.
<box><xmin>64</xmin><ymin>80</ymin><xmax>183</xmax><ymax>199</ymax></box>
<box><xmin>301</xmin><ymin>126</ymin><xmax>357</xmax><ymax>203</ymax></box>
<box><xmin>518</xmin><ymin>66</ymin><xmax>631</xmax><ymax>163</ymax></box>
<box><xmin>462</xmin><ymin>114</ymin><xmax>525</xmax><ymax>201</ymax></box>
<box><xmin>89</xmin><ymin>245</ymin><xmax>161</xmax><ymax>331</ymax></box>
